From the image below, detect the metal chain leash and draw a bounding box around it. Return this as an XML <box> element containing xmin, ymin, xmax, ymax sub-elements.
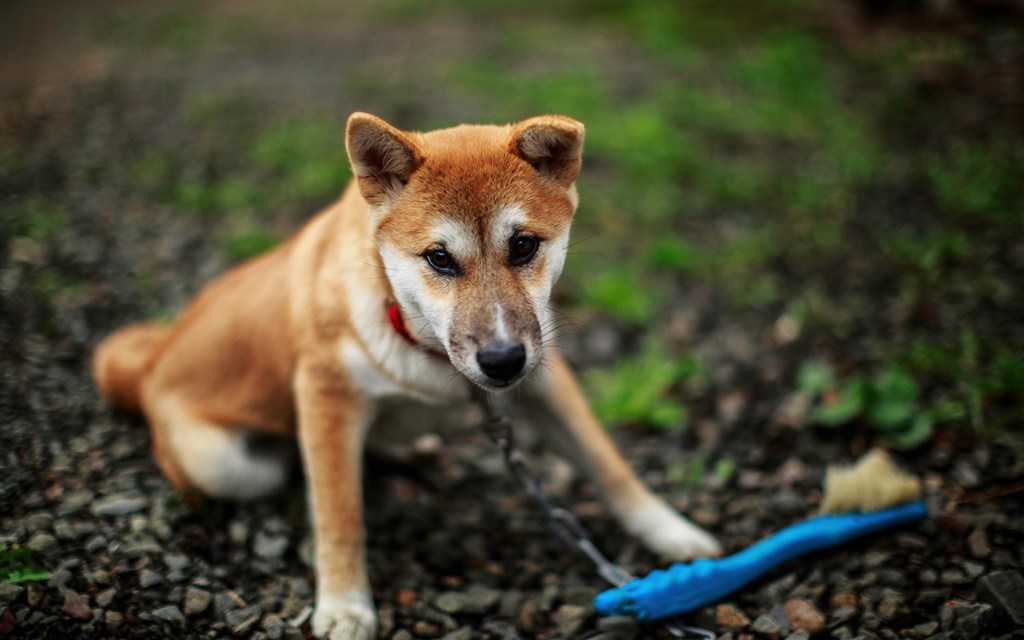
<box><xmin>473</xmin><ymin>390</ymin><xmax>715</xmax><ymax>640</ymax></box>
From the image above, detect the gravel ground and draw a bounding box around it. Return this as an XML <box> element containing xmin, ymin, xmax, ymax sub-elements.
<box><xmin>3</xmin><ymin>3</ymin><xmax>1023</xmax><ymax>640</ymax></box>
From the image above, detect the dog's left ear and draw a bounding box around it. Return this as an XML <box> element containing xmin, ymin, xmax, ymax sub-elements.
<box><xmin>509</xmin><ymin>115</ymin><xmax>585</xmax><ymax>188</ymax></box>
<box><xmin>346</xmin><ymin>112</ymin><xmax>425</xmax><ymax>207</ymax></box>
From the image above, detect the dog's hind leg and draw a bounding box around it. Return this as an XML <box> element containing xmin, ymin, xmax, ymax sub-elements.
<box><xmin>143</xmin><ymin>393</ymin><xmax>296</xmax><ymax>500</ymax></box>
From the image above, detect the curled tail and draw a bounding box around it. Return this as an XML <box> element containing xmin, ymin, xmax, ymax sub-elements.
<box><xmin>92</xmin><ymin>323</ymin><xmax>171</xmax><ymax>413</ymax></box>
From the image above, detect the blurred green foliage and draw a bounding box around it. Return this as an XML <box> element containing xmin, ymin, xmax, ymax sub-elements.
<box><xmin>798</xmin><ymin>361</ymin><xmax>934</xmax><ymax>450</ymax></box>
<box><xmin>0</xmin><ymin>546</ymin><xmax>51</xmax><ymax>584</ymax></box>
<box><xmin>584</xmin><ymin>341</ymin><xmax>703</xmax><ymax>431</ymax></box>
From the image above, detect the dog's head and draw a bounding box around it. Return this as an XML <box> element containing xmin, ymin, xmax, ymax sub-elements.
<box><xmin>346</xmin><ymin>112</ymin><xmax>584</xmax><ymax>391</ymax></box>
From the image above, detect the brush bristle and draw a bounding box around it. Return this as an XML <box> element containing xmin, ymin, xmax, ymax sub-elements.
<box><xmin>820</xmin><ymin>449</ymin><xmax>921</xmax><ymax>514</ymax></box>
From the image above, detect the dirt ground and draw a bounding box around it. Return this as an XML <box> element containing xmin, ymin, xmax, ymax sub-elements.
<box><xmin>2</xmin><ymin>2</ymin><xmax>1023</xmax><ymax>640</ymax></box>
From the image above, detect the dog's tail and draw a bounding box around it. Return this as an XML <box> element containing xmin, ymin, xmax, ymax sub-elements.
<box><xmin>92</xmin><ymin>323</ymin><xmax>172</xmax><ymax>413</ymax></box>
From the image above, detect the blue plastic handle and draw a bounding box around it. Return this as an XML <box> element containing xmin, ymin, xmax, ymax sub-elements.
<box><xmin>594</xmin><ymin>500</ymin><xmax>927</xmax><ymax>621</ymax></box>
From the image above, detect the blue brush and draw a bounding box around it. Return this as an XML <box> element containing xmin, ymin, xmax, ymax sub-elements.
<box><xmin>594</xmin><ymin>450</ymin><xmax>926</xmax><ymax>622</ymax></box>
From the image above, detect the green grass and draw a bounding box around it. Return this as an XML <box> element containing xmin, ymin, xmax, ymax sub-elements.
<box><xmin>4</xmin><ymin>198</ymin><xmax>67</xmax><ymax>242</ymax></box>
<box><xmin>928</xmin><ymin>137</ymin><xmax>1024</xmax><ymax>222</ymax></box>
<box><xmin>221</xmin><ymin>227</ymin><xmax>281</xmax><ymax>263</ymax></box>
<box><xmin>0</xmin><ymin>546</ymin><xmax>51</xmax><ymax>585</ymax></box>
<box><xmin>127</xmin><ymin>115</ymin><xmax>350</xmax><ymax>219</ymax></box>
<box><xmin>584</xmin><ymin>341</ymin><xmax>704</xmax><ymax>431</ymax></box>
<box><xmin>798</xmin><ymin>360</ymin><xmax>935</xmax><ymax>450</ymax></box>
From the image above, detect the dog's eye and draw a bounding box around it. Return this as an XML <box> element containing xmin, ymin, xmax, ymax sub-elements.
<box><xmin>424</xmin><ymin>248</ymin><xmax>458</xmax><ymax>275</ymax></box>
<box><xmin>509</xmin><ymin>235</ymin><xmax>540</xmax><ymax>266</ymax></box>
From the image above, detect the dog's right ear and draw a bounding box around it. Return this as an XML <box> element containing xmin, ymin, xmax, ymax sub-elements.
<box><xmin>509</xmin><ymin>115</ymin><xmax>585</xmax><ymax>188</ymax></box>
<box><xmin>346</xmin><ymin>113</ymin><xmax>424</xmax><ymax>207</ymax></box>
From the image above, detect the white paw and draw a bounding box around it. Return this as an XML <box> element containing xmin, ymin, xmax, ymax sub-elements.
<box><xmin>626</xmin><ymin>503</ymin><xmax>723</xmax><ymax>561</ymax></box>
<box><xmin>312</xmin><ymin>591</ymin><xmax>376</xmax><ymax>640</ymax></box>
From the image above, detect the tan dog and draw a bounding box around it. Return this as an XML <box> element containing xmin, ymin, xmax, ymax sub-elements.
<box><xmin>93</xmin><ymin>113</ymin><xmax>720</xmax><ymax>639</ymax></box>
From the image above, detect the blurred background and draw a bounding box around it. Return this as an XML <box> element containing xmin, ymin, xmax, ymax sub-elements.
<box><xmin>4</xmin><ymin>0</ymin><xmax>1021</xmax><ymax>445</ymax></box>
<box><xmin>2</xmin><ymin>1</ymin><xmax>1023</xmax><ymax>639</ymax></box>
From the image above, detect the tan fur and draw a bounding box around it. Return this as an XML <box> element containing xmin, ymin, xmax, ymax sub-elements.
<box><xmin>93</xmin><ymin>113</ymin><xmax>719</xmax><ymax>640</ymax></box>
<box><xmin>820</xmin><ymin>448</ymin><xmax>922</xmax><ymax>514</ymax></box>
<box><xmin>93</xmin><ymin>323</ymin><xmax>171</xmax><ymax>413</ymax></box>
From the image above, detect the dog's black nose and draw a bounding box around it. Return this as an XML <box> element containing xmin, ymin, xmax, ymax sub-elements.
<box><xmin>476</xmin><ymin>343</ymin><xmax>526</xmax><ymax>383</ymax></box>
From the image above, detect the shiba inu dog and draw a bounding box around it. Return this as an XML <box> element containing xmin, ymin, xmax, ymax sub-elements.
<box><xmin>93</xmin><ymin>113</ymin><xmax>721</xmax><ymax>639</ymax></box>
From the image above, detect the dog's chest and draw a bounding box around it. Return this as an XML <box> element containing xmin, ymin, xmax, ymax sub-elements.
<box><xmin>339</xmin><ymin>336</ymin><xmax>470</xmax><ymax>404</ymax></box>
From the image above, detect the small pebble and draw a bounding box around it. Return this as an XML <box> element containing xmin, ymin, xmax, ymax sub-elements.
<box><xmin>831</xmin><ymin>606</ymin><xmax>857</xmax><ymax>624</ymax></box>
<box><xmin>47</xmin><ymin>568</ymin><xmax>72</xmax><ymax>587</ymax></box>
<box><xmin>967</xmin><ymin>527</ymin><xmax>992</xmax><ymax>559</ymax></box>
<box><xmin>26</xmin><ymin>532</ymin><xmax>59</xmax><ymax>555</ymax></box>
<box><xmin>434</xmin><ymin>587</ymin><xmax>501</xmax><ymax>615</ymax></box>
<box><xmin>91</xmin><ymin>493</ymin><xmax>148</xmax><ymax>517</ymax></box>
<box><xmin>717</xmin><ymin>603</ymin><xmax>751</xmax><ymax>628</ymax></box>
<box><xmin>412</xmin><ymin>620</ymin><xmax>442</xmax><ymax>638</ymax></box>
<box><xmin>441</xmin><ymin>628</ymin><xmax>474</xmax><ymax>640</ymax></box>
<box><xmin>555</xmin><ymin>604</ymin><xmax>590</xmax><ymax>636</ymax></box>
<box><xmin>877</xmin><ymin>594</ymin><xmax>905</xmax><ymax>621</ymax></box>
<box><xmin>184</xmin><ymin>586</ymin><xmax>212</xmax><ymax>616</ymax></box>
<box><xmin>215</xmin><ymin>591</ymin><xmax>242</xmax><ymax>619</ymax></box>
<box><xmin>139</xmin><ymin>569</ymin><xmax>165</xmax><ymax>589</ymax></box>
<box><xmin>58</xmin><ymin>490</ymin><xmax>95</xmax><ymax>516</ymax></box>
<box><xmin>976</xmin><ymin>570</ymin><xmax>1024</xmax><ymax>626</ymax></box>
<box><xmin>913</xmin><ymin>621</ymin><xmax>939</xmax><ymax>636</ymax></box>
<box><xmin>253</xmin><ymin>532</ymin><xmax>289</xmax><ymax>560</ymax></box>
<box><xmin>784</xmin><ymin>598</ymin><xmax>826</xmax><ymax>635</ymax></box>
<box><xmin>25</xmin><ymin>584</ymin><xmax>45</xmax><ymax>608</ymax></box>
<box><xmin>596</xmin><ymin>615</ymin><xmax>640</xmax><ymax>639</ymax></box>
<box><xmin>752</xmin><ymin>605</ymin><xmax>791</xmax><ymax>639</ymax></box>
<box><xmin>830</xmin><ymin>591</ymin><xmax>857</xmax><ymax>610</ymax></box>
<box><xmin>951</xmin><ymin>602</ymin><xmax>992</xmax><ymax>640</ymax></box>
<box><xmin>61</xmin><ymin>591</ymin><xmax>92</xmax><ymax>621</ymax></box>
<box><xmin>152</xmin><ymin>604</ymin><xmax>185</xmax><ymax>626</ymax></box>
<box><xmin>52</xmin><ymin>521</ymin><xmax>75</xmax><ymax>540</ymax></box>
<box><xmin>95</xmin><ymin>588</ymin><xmax>117</xmax><ymax>608</ymax></box>
<box><xmin>164</xmin><ymin>553</ymin><xmax>190</xmax><ymax>573</ymax></box>
<box><xmin>226</xmin><ymin>605</ymin><xmax>262</xmax><ymax>635</ymax></box>
<box><xmin>104</xmin><ymin>610</ymin><xmax>124</xmax><ymax>628</ymax></box>
<box><xmin>0</xmin><ymin>583</ymin><xmax>25</xmax><ymax>605</ymax></box>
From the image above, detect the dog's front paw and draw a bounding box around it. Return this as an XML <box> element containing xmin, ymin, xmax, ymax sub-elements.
<box><xmin>627</xmin><ymin>503</ymin><xmax>723</xmax><ymax>561</ymax></box>
<box><xmin>312</xmin><ymin>592</ymin><xmax>376</xmax><ymax>640</ymax></box>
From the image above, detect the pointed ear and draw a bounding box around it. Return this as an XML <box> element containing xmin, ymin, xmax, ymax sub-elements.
<box><xmin>509</xmin><ymin>115</ymin><xmax>585</xmax><ymax>187</ymax></box>
<box><xmin>345</xmin><ymin>112</ymin><xmax>424</xmax><ymax>206</ymax></box>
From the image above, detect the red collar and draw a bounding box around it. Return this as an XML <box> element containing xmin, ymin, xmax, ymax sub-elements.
<box><xmin>387</xmin><ymin>302</ymin><xmax>447</xmax><ymax>359</ymax></box>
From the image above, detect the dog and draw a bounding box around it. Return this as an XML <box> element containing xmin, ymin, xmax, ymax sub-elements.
<box><xmin>92</xmin><ymin>113</ymin><xmax>721</xmax><ymax>639</ymax></box>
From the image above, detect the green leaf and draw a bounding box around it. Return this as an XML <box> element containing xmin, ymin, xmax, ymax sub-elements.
<box><xmin>714</xmin><ymin>456</ymin><xmax>736</xmax><ymax>485</ymax></box>
<box><xmin>885</xmin><ymin>413</ymin><xmax>934</xmax><ymax>450</ymax></box>
<box><xmin>797</xmin><ymin>360</ymin><xmax>836</xmax><ymax>397</ymax></box>
<box><xmin>810</xmin><ymin>377</ymin><xmax>867</xmax><ymax>426</ymax></box>
<box><xmin>868</xmin><ymin>400</ymin><xmax>915</xmax><ymax>431</ymax></box>
<box><xmin>4</xmin><ymin>568</ymin><xmax>52</xmax><ymax>584</ymax></box>
<box><xmin>0</xmin><ymin>546</ymin><xmax>51</xmax><ymax>584</ymax></box>
<box><xmin>874</xmin><ymin>365</ymin><xmax>917</xmax><ymax>403</ymax></box>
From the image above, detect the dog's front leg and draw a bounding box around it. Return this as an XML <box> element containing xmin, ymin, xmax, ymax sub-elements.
<box><xmin>533</xmin><ymin>351</ymin><xmax>722</xmax><ymax>561</ymax></box>
<box><xmin>295</xmin><ymin>361</ymin><xmax>376</xmax><ymax>640</ymax></box>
